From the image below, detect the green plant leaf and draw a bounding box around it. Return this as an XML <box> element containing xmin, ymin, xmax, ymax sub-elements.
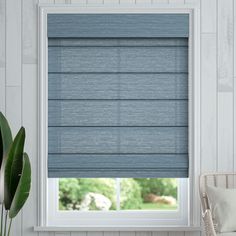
<box><xmin>4</xmin><ymin>127</ymin><xmax>25</xmax><ymax>210</ymax></box>
<box><xmin>0</xmin><ymin>112</ymin><xmax>13</xmax><ymax>203</ymax></box>
<box><xmin>0</xmin><ymin>112</ymin><xmax>13</xmax><ymax>164</ymax></box>
<box><xmin>9</xmin><ymin>153</ymin><xmax>31</xmax><ymax>219</ymax></box>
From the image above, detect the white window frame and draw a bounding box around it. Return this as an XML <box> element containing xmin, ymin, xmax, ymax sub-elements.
<box><xmin>37</xmin><ymin>4</ymin><xmax>201</xmax><ymax>232</ymax></box>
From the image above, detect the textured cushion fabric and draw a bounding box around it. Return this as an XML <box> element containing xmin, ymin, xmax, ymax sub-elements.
<box><xmin>207</xmin><ymin>186</ymin><xmax>236</xmax><ymax>233</ymax></box>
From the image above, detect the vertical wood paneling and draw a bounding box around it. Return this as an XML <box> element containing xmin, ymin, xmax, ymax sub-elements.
<box><xmin>6</xmin><ymin>86</ymin><xmax>21</xmax><ymax>134</ymax></box>
<box><xmin>104</xmin><ymin>232</ymin><xmax>119</xmax><ymax>236</ymax></box>
<box><xmin>152</xmin><ymin>232</ymin><xmax>168</xmax><ymax>236</ymax></box>
<box><xmin>38</xmin><ymin>0</ymin><xmax>54</xmax><ymax>3</ymax></box>
<box><xmin>218</xmin><ymin>93</ymin><xmax>234</xmax><ymax>171</ymax></box>
<box><xmin>135</xmin><ymin>0</ymin><xmax>152</xmax><ymax>4</ymax></box>
<box><xmin>71</xmin><ymin>232</ymin><xmax>87</xmax><ymax>236</ymax></box>
<box><xmin>22</xmin><ymin>65</ymin><xmax>38</xmax><ymax>236</ymax></box>
<box><xmin>136</xmin><ymin>233</ymin><xmax>152</xmax><ymax>236</ymax></box>
<box><xmin>201</xmin><ymin>34</ymin><xmax>217</xmax><ymax>172</ymax></box>
<box><xmin>5</xmin><ymin>0</ymin><xmax>21</xmax><ymax>86</ymax></box>
<box><xmin>152</xmin><ymin>0</ymin><xmax>168</xmax><ymax>3</ymax></box>
<box><xmin>169</xmin><ymin>0</ymin><xmax>184</xmax><ymax>3</ymax></box>
<box><xmin>217</xmin><ymin>0</ymin><xmax>234</xmax><ymax>171</ymax></box>
<box><xmin>201</xmin><ymin>0</ymin><xmax>216</xmax><ymax>33</ymax></box>
<box><xmin>103</xmin><ymin>0</ymin><xmax>119</xmax><ymax>4</ymax></box>
<box><xmin>234</xmin><ymin>0</ymin><xmax>236</xmax><ymax>172</ymax></box>
<box><xmin>120</xmin><ymin>232</ymin><xmax>135</xmax><ymax>236</ymax></box>
<box><xmin>184</xmin><ymin>232</ymin><xmax>200</xmax><ymax>236</ymax></box>
<box><xmin>0</xmin><ymin>0</ymin><xmax>5</xmax><ymax>67</ymax></box>
<box><xmin>218</xmin><ymin>0</ymin><xmax>234</xmax><ymax>91</ymax></box>
<box><xmin>55</xmin><ymin>233</ymin><xmax>71</xmax><ymax>236</ymax></box>
<box><xmin>86</xmin><ymin>0</ymin><xmax>104</xmax><ymax>4</ymax></box>
<box><xmin>22</xmin><ymin>0</ymin><xmax>38</xmax><ymax>64</ymax></box>
<box><xmin>87</xmin><ymin>232</ymin><xmax>103</xmax><ymax>236</ymax></box>
<box><xmin>234</xmin><ymin>0</ymin><xmax>236</xmax><ymax>78</ymax></box>
<box><xmin>70</xmin><ymin>0</ymin><xmax>86</xmax><ymax>3</ymax></box>
<box><xmin>119</xmin><ymin>0</ymin><xmax>135</xmax><ymax>4</ymax></box>
<box><xmin>39</xmin><ymin>233</ymin><xmax>55</xmax><ymax>236</ymax></box>
<box><xmin>0</xmin><ymin>68</ymin><xmax>5</xmax><ymax>113</ymax></box>
<box><xmin>54</xmin><ymin>0</ymin><xmax>67</xmax><ymax>3</ymax></box>
<box><xmin>168</xmin><ymin>232</ymin><xmax>185</xmax><ymax>236</ymax></box>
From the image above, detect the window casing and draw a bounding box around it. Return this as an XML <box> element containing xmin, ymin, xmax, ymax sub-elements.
<box><xmin>38</xmin><ymin>5</ymin><xmax>201</xmax><ymax>230</ymax></box>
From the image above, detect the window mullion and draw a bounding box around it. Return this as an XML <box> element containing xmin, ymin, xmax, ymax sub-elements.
<box><xmin>116</xmin><ymin>178</ymin><xmax>120</xmax><ymax>210</ymax></box>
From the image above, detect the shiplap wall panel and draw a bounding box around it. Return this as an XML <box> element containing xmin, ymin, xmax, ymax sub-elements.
<box><xmin>168</xmin><ymin>232</ymin><xmax>185</xmax><ymax>236</ymax></box>
<box><xmin>234</xmin><ymin>0</ymin><xmax>236</xmax><ymax>78</ymax></box>
<box><xmin>201</xmin><ymin>0</ymin><xmax>216</xmax><ymax>33</ymax></box>
<box><xmin>0</xmin><ymin>0</ymin><xmax>5</xmax><ymax>67</ymax></box>
<box><xmin>104</xmin><ymin>232</ymin><xmax>119</xmax><ymax>236</ymax></box>
<box><xmin>55</xmin><ymin>233</ymin><xmax>71</xmax><ymax>236</ymax></box>
<box><xmin>6</xmin><ymin>87</ymin><xmax>21</xmax><ymax>134</ymax></box>
<box><xmin>217</xmin><ymin>0</ymin><xmax>234</xmax><ymax>171</ymax></box>
<box><xmin>152</xmin><ymin>0</ymin><xmax>168</xmax><ymax>3</ymax></box>
<box><xmin>2</xmin><ymin>0</ymin><xmax>236</xmax><ymax>235</ymax></box>
<box><xmin>22</xmin><ymin>64</ymin><xmax>38</xmax><ymax>236</ymax></box>
<box><xmin>87</xmin><ymin>232</ymin><xmax>103</xmax><ymax>236</ymax></box>
<box><xmin>200</xmin><ymin>34</ymin><xmax>217</xmax><ymax>172</ymax></box>
<box><xmin>218</xmin><ymin>93</ymin><xmax>234</xmax><ymax>171</ymax></box>
<box><xmin>152</xmin><ymin>232</ymin><xmax>168</xmax><ymax>236</ymax></box>
<box><xmin>86</xmin><ymin>0</ymin><xmax>104</xmax><ymax>4</ymax></box>
<box><xmin>70</xmin><ymin>0</ymin><xmax>87</xmax><ymax>4</ymax></box>
<box><xmin>23</xmin><ymin>0</ymin><xmax>38</xmax><ymax>64</ymax></box>
<box><xmin>0</xmin><ymin>68</ymin><xmax>5</xmax><ymax>113</ymax></box>
<box><xmin>5</xmin><ymin>0</ymin><xmax>21</xmax><ymax>86</ymax></box>
<box><xmin>71</xmin><ymin>232</ymin><xmax>87</xmax><ymax>236</ymax></box>
<box><xmin>120</xmin><ymin>233</ymin><xmax>135</xmax><ymax>236</ymax></box>
<box><xmin>39</xmin><ymin>0</ymin><xmax>54</xmax><ymax>3</ymax></box>
<box><xmin>119</xmin><ymin>0</ymin><xmax>135</xmax><ymax>4</ymax></box>
<box><xmin>54</xmin><ymin>0</ymin><xmax>67</xmax><ymax>4</ymax></box>
<box><xmin>217</xmin><ymin>0</ymin><xmax>233</xmax><ymax>92</ymax></box>
<box><xmin>103</xmin><ymin>0</ymin><xmax>119</xmax><ymax>5</ymax></box>
<box><xmin>135</xmin><ymin>0</ymin><xmax>152</xmax><ymax>4</ymax></box>
<box><xmin>168</xmin><ymin>0</ymin><xmax>184</xmax><ymax>3</ymax></box>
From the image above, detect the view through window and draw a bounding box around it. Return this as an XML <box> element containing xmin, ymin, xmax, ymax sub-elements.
<box><xmin>59</xmin><ymin>178</ymin><xmax>178</xmax><ymax>211</ymax></box>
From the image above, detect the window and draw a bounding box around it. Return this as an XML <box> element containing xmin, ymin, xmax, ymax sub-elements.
<box><xmin>38</xmin><ymin>6</ymin><xmax>200</xmax><ymax>230</ymax></box>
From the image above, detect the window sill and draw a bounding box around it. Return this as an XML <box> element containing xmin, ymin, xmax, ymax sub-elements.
<box><xmin>34</xmin><ymin>226</ymin><xmax>201</xmax><ymax>232</ymax></box>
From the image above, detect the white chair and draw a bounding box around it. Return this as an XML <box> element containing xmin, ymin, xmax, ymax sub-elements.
<box><xmin>199</xmin><ymin>173</ymin><xmax>236</xmax><ymax>236</ymax></box>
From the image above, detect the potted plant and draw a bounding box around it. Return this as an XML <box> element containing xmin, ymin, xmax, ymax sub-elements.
<box><xmin>0</xmin><ymin>112</ymin><xmax>31</xmax><ymax>236</ymax></box>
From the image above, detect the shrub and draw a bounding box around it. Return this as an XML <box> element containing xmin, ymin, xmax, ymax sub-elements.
<box><xmin>59</xmin><ymin>178</ymin><xmax>116</xmax><ymax>210</ymax></box>
<box><xmin>120</xmin><ymin>178</ymin><xmax>142</xmax><ymax>209</ymax></box>
<box><xmin>134</xmin><ymin>178</ymin><xmax>177</xmax><ymax>200</ymax></box>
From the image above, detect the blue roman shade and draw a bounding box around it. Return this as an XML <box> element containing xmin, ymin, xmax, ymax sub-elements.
<box><xmin>47</xmin><ymin>14</ymin><xmax>189</xmax><ymax>178</ymax></box>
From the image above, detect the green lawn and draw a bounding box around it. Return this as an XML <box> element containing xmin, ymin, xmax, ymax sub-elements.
<box><xmin>140</xmin><ymin>202</ymin><xmax>177</xmax><ymax>210</ymax></box>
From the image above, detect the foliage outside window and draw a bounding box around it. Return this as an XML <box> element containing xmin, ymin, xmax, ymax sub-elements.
<box><xmin>59</xmin><ymin>178</ymin><xmax>178</xmax><ymax>211</ymax></box>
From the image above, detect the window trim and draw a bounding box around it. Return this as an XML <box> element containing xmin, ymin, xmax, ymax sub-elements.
<box><xmin>47</xmin><ymin>178</ymin><xmax>188</xmax><ymax>227</ymax></box>
<box><xmin>38</xmin><ymin>4</ymin><xmax>201</xmax><ymax>230</ymax></box>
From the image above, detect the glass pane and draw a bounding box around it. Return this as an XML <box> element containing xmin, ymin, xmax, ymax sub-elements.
<box><xmin>59</xmin><ymin>178</ymin><xmax>117</xmax><ymax>211</ymax></box>
<box><xmin>58</xmin><ymin>178</ymin><xmax>178</xmax><ymax>211</ymax></box>
<box><xmin>120</xmin><ymin>178</ymin><xmax>178</xmax><ymax>210</ymax></box>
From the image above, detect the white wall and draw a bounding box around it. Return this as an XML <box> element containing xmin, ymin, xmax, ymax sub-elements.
<box><xmin>0</xmin><ymin>0</ymin><xmax>235</xmax><ymax>235</ymax></box>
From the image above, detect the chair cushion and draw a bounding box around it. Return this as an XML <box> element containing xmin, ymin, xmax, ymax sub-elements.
<box><xmin>207</xmin><ymin>185</ymin><xmax>236</xmax><ymax>233</ymax></box>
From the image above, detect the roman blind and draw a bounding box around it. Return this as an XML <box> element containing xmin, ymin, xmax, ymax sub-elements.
<box><xmin>47</xmin><ymin>14</ymin><xmax>189</xmax><ymax>178</ymax></box>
